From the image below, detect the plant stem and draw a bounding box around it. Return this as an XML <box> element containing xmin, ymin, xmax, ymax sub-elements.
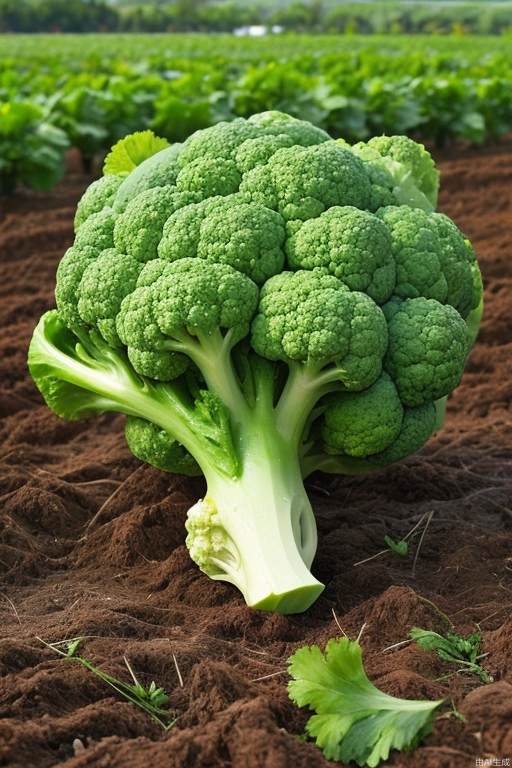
<box><xmin>275</xmin><ymin>363</ymin><xmax>339</xmax><ymax>447</ymax></box>
<box><xmin>203</xmin><ymin>410</ymin><xmax>322</xmax><ymax>612</ymax></box>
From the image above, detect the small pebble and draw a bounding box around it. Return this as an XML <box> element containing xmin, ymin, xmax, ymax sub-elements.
<box><xmin>73</xmin><ymin>738</ymin><xmax>86</xmax><ymax>755</ymax></box>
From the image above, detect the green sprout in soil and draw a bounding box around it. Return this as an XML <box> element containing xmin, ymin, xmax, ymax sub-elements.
<box><xmin>353</xmin><ymin>510</ymin><xmax>434</xmax><ymax>568</ymax></box>
<box><xmin>37</xmin><ymin>636</ymin><xmax>175</xmax><ymax>729</ymax></box>
<box><xmin>383</xmin><ymin>535</ymin><xmax>409</xmax><ymax>556</ymax></box>
<box><xmin>410</xmin><ymin>627</ymin><xmax>492</xmax><ymax>683</ymax></box>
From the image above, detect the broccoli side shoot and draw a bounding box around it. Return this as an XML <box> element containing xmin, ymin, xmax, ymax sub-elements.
<box><xmin>28</xmin><ymin>115</ymin><xmax>483</xmax><ymax>614</ymax></box>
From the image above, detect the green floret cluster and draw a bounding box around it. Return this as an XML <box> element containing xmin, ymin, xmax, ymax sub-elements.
<box><xmin>29</xmin><ymin>113</ymin><xmax>483</xmax><ymax>615</ymax></box>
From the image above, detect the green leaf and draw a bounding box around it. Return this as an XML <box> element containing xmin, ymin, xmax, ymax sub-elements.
<box><xmin>103</xmin><ymin>130</ymin><xmax>169</xmax><ymax>176</ymax></box>
<box><xmin>288</xmin><ymin>637</ymin><xmax>443</xmax><ymax>767</ymax></box>
<box><xmin>410</xmin><ymin>628</ymin><xmax>492</xmax><ymax>683</ymax></box>
<box><xmin>384</xmin><ymin>535</ymin><xmax>408</xmax><ymax>556</ymax></box>
<box><xmin>410</xmin><ymin>628</ymin><xmax>476</xmax><ymax>662</ymax></box>
<box><xmin>66</xmin><ymin>639</ymin><xmax>82</xmax><ymax>657</ymax></box>
<box><xmin>39</xmin><ymin>637</ymin><xmax>174</xmax><ymax>730</ymax></box>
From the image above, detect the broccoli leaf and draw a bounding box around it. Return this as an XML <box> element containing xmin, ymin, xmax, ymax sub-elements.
<box><xmin>103</xmin><ymin>130</ymin><xmax>169</xmax><ymax>175</ymax></box>
<box><xmin>288</xmin><ymin>637</ymin><xmax>443</xmax><ymax>767</ymax></box>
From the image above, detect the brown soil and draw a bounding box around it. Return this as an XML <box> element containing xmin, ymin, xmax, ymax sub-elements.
<box><xmin>0</xmin><ymin>142</ymin><xmax>511</xmax><ymax>768</ymax></box>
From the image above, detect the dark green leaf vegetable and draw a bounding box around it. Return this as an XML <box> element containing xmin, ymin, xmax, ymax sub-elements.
<box><xmin>28</xmin><ymin>115</ymin><xmax>483</xmax><ymax>613</ymax></box>
<box><xmin>288</xmin><ymin>637</ymin><xmax>444</xmax><ymax>766</ymax></box>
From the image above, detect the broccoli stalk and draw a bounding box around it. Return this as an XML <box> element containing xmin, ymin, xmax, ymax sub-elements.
<box><xmin>29</xmin><ymin>311</ymin><xmax>323</xmax><ymax>612</ymax></box>
<box><xmin>29</xmin><ymin>312</ymin><xmax>239</xmax><ymax>476</ymax></box>
<box><xmin>190</xmin><ymin>406</ymin><xmax>322</xmax><ymax>613</ymax></box>
<box><xmin>161</xmin><ymin>327</ymin><xmax>324</xmax><ymax>611</ymax></box>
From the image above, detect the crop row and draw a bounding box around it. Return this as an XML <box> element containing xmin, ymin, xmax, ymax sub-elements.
<box><xmin>1</xmin><ymin>35</ymin><xmax>512</xmax><ymax>192</ymax></box>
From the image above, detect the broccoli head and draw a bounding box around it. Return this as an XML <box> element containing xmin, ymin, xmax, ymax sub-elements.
<box><xmin>28</xmin><ymin>118</ymin><xmax>482</xmax><ymax>614</ymax></box>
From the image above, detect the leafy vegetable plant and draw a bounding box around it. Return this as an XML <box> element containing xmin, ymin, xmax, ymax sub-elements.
<box><xmin>410</xmin><ymin>627</ymin><xmax>492</xmax><ymax>683</ymax></box>
<box><xmin>28</xmin><ymin>113</ymin><xmax>483</xmax><ymax>614</ymax></box>
<box><xmin>0</xmin><ymin>100</ymin><xmax>68</xmax><ymax>194</ymax></box>
<box><xmin>288</xmin><ymin>637</ymin><xmax>444</xmax><ymax>766</ymax></box>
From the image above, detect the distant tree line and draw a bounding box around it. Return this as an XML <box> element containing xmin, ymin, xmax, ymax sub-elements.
<box><xmin>1</xmin><ymin>0</ymin><xmax>511</xmax><ymax>34</ymax></box>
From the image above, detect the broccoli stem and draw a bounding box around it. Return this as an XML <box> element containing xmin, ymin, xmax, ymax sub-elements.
<box><xmin>433</xmin><ymin>397</ymin><xmax>447</xmax><ymax>431</ymax></box>
<box><xmin>301</xmin><ymin>451</ymin><xmax>374</xmax><ymax>478</ymax></box>
<box><xmin>164</xmin><ymin>328</ymin><xmax>249</xmax><ymax>417</ymax></box>
<box><xmin>275</xmin><ymin>362</ymin><xmax>341</xmax><ymax>447</ymax></box>
<box><xmin>465</xmin><ymin>293</ymin><xmax>484</xmax><ymax>347</ymax></box>
<box><xmin>28</xmin><ymin>312</ymin><xmax>238</xmax><ymax>478</ymax></box>
<box><xmin>30</xmin><ymin>313</ymin><xmax>323</xmax><ymax>612</ymax></box>
<box><xmin>200</xmin><ymin>406</ymin><xmax>323</xmax><ymax>613</ymax></box>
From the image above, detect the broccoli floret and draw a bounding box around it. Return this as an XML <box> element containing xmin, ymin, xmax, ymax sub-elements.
<box><xmin>73</xmin><ymin>207</ymin><xmax>117</xmax><ymax>256</ymax></box>
<box><xmin>247</xmin><ymin>110</ymin><xmax>330</xmax><ymax>145</ymax></box>
<box><xmin>384</xmin><ymin>297</ymin><xmax>469</xmax><ymax>406</ymax></box>
<box><xmin>252</xmin><ymin>269</ymin><xmax>387</xmax><ymax>392</ymax></box>
<box><xmin>178</xmin><ymin>118</ymin><xmax>261</xmax><ymax>165</ymax></box>
<box><xmin>157</xmin><ymin>196</ymin><xmax>284</xmax><ymax>284</ymax></box>
<box><xmin>28</xmin><ymin>114</ymin><xmax>482</xmax><ymax>615</ymax></box>
<box><xmin>125</xmin><ymin>416</ymin><xmax>200</xmax><ymax>476</ymax></box>
<box><xmin>176</xmin><ymin>156</ymin><xmax>242</xmax><ymax>200</ymax></box>
<box><xmin>430</xmin><ymin>212</ymin><xmax>476</xmax><ymax>319</ymax></box>
<box><xmin>117</xmin><ymin>258</ymin><xmax>259</xmax><ymax>400</ymax></box>
<box><xmin>197</xmin><ymin>201</ymin><xmax>285</xmax><ymax>284</ymax></box>
<box><xmin>241</xmin><ymin>142</ymin><xmax>372</xmax><ymax>220</ymax></box>
<box><xmin>377</xmin><ymin>206</ymin><xmax>480</xmax><ymax>320</ymax></box>
<box><xmin>115</xmin><ymin>283</ymin><xmax>189</xmax><ymax>382</ymax></box>
<box><xmin>177</xmin><ymin>111</ymin><xmax>328</xmax><ymax>171</ymax></box>
<box><xmin>55</xmin><ymin>245</ymin><xmax>97</xmax><ymax>331</ymax></box>
<box><xmin>370</xmin><ymin>403</ymin><xmax>437</xmax><ymax>466</ymax></box>
<box><xmin>321</xmin><ymin>373</ymin><xmax>403</xmax><ymax>457</ymax></box>
<box><xmin>126</xmin><ymin>343</ymin><xmax>188</xmax><ymax>383</ymax></box>
<box><xmin>352</xmin><ymin>135</ymin><xmax>439</xmax><ymax>212</ymax></box>
<box><xmin>286</xmin><ymin>206</ymin><xmax>395</xmax><ymax>303</ymax></box>
<box><xmin>377</xmin><ymin>206</ymin><xmax>448</xmax><ymax>302</ymax></box>
<box><xmin>114</xmin><ymin>186</ymin><xmax>198</xmax><ymax>262</ymax></box>
<box><xmin>157</xmin><ymin>198</ymin><xmax>217</xmax><ymax>263</ymax></box>
<box><xmin>75</xmin><ymin>175</ymin><xmax>124</xmax><ymax>231</ymax></box>
<box><xmin>307</xmin><ymin>402</ymin><xmax>437</xmax><ymax>476</ymax></box>
<box><xmin>78</xmin><ymin>250</ymin><xmax>144</xmax><ymax>347</ymax></box>
<box><xmin>235</xmin><ymin>134</ymin><xmax>294</xmax><ymax>174</ymax></box>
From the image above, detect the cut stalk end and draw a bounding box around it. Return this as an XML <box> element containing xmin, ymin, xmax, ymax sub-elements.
<box><xmin>249</xmin><ymin>580</ymin><xmax>325</xmax><ymax>614</ymax></box>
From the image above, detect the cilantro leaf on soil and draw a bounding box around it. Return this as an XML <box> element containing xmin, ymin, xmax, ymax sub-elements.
<box><xmin>288</xmin><ymin>637</ymin><xmax>443</xmax><ymax>767</ymax></box>
<box><xmin>410</xmin><ymin>628</ymin><xmax>492</xmax><ymax>683</ymax></box>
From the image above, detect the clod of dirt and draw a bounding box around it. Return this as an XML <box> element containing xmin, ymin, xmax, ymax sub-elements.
<box><xmin>462</xmin><ymin>681</ymin><xmax>512</xmax><ymax>754</ymax></box>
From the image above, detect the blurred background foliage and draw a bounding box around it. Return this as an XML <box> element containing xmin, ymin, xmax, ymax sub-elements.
<box><xmin>1</xmin><ymin>0</ymin><xmax>512</xmax><ymax>34</ymax></box>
